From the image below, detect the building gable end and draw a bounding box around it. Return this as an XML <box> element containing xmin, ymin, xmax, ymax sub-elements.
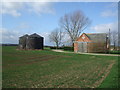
<box><xmin>76</xmin><ymin>33</ymin><xmax>91</xmax><ymax>42</ymax></box>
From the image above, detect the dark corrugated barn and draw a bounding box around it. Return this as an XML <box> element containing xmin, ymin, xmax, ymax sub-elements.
<box><xmin>19</xmin><ymin>34</ymin><xmax>29</xmax><ymax>49</ymax></box>
<box><xmin>74</xmin><ymin>33</ymin><xmax>109</xmax><ymax>53</ymax></box>
<box><xmin>19</xmin><ymin>33</ymin><xmax>44</xmax><ymax>50</ymax></box>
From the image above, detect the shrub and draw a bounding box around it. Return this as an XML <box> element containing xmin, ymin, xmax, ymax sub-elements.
<box><xmin>110</xmin><ymin>50</ymin><xmax>120</xmax><ymax>54</ymax></box>
<box><xmin>63</xmin><ymin>46</ymin><xmax>74</xmax><ymax>51</ymax></box>
<box><xmin>50</xmin><ymin>46</ymin><xmax>74</xmax><ymax>51</ymax></box>
<box><xmin>50</xmin><ymin>46</ymin><xmax>64</xmax><ymax>49</ymax></box>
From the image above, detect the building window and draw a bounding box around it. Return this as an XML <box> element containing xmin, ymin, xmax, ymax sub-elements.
<box><xmin>82</xmin><ymin>36</ymin><xmax>85</xmax><ymax>39</ymax></box>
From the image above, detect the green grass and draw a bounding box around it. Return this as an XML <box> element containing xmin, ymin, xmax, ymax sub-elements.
<box><xmin>109</xmin><ymin>50</ymin><xmax>120</xmax><ymax>54</ymax></box>
<box><xmin>2</xmin><ymin>46</ymin><xmax>119</xmax><ymax>88</ymax></box>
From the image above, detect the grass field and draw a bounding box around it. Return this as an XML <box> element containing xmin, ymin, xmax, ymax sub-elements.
<box><xmin>2</xmin><ymin>46</ymin><xmax>119</xmax><ymax>88</ymax></box>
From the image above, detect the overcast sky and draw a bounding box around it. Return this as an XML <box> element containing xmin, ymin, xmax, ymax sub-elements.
<box><xmin>0</xmin><ymin>0</ymin><xmax>118</xmax><ymax>45</ymax></box>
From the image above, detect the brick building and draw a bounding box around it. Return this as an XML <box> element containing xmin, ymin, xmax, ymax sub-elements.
<box><xmin>74</xmin><ymin>33</ymin><xmax>109</xmax><ymax>53</ymax></box>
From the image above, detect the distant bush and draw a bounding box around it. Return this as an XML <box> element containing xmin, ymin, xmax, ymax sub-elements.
<box><xmin>50</xmin><ymin>46</ymin><xmax>74</xmax><ymax>51</ymax></box>
<box><xmin>104</xmin><ymin>50</ymin><xmax>120</xmax><ymax>54</ymax></box>
<box><xmin>50</xmin><ymin>47</ymin><xmax>56</xmax><ymax>49</ymax></box>
<box><xmin>63</xmin><ymin>46</ymin><xmax>74</xmax><ymax>51</ymax></box>
<box><xmin>50</xmin><ymin>46</ymin><xmax>63</xmax><ymax>49</ymax></box>
<box><xmin>109</xmin><ymin>50</ymin><xmax>120</xmax><ymax>54</ymax></box>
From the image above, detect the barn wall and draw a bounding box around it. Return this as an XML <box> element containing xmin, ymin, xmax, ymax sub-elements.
<box><xmin>27</xmin><ymin>37</ymin><xmax>35</xmax><ymax>49</ymax></box>
<box><xmin>87</xmin><ymin>42</ymin><xmax>107</xmax><ymax>53</ymax></box>
<box><xmin>74</xmin><ymin>33</ymin><xmax>92</xmax><ymax>52</ymax></box>
<box><xmin>34</xmin><ymin>37</ymin><xmax>43</xmax><ymax>49</ymax></box>
<box><xmin>19</xmin><ymin>35</ymin><xmax>44</xmax><ymax>50</ymax></box>
<box><xmin>74</xmin><ymin>33</ymin><xmax>108</xmax><ymax>53</ymax></box>
<box><xmin>77</xmin><ymin>42</ymin><xmax>87</xmax><ymax>53</ymax></box>
<box><xmin>74</xmin><ymin>42</ymin><xmax>78</xmax><ymax>52</ymax></box>
<box><xmin>19</xmin><ymin>37</ymin><xmax>27</xmax><ymax>49</ymax></box>
<box><xmin>26</xmin><ymin>37</ymin><xmax>43</xmax><ymax>49</ymax></box>
<box><xmin>74</xmin><ymin>42</ymin><xmax>108</xmax><ymax>53</ymax></box>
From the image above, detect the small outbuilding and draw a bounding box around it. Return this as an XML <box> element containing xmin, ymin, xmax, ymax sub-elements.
<box><xmin>19</xmin><ymin>34</ymin><xmax>29</xmax><ymax>49</ymax></box>
<box><xmin>74</xmin><ymin>33</ymin><xmax>109</xmax><ymax>53</ymax></box>
<box><xmin>19</xmin><ymin>33</ymin><xmax>44</xmax><ymax>50</ymax></box>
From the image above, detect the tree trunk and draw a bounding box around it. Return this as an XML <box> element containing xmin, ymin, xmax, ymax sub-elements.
<box><xmin>56</xmin><ymin>42</ymin><xmax>59</xmax><ymax>49</ymax></box>
<box><xmin>114</xmin><ymin>42</ymin><xmax>115</xmax><ymax>50</ymax></box>
<box><xmin>72</xmin><ymin>42</ymin><xmax>74</xmax><ymax>48</ymax></box>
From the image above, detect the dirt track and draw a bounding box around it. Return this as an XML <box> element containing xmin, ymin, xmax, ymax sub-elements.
<box><xmin>52</xmin><ymin>49</ymin><xmax>120</xmax><ymax>56</ymax></box>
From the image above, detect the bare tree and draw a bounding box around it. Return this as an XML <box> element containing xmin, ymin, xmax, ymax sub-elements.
<box><xmin>59</xmin><ymin>10</ymin><xmax>91</xmax><ymax>46</ymax></box>
<box><xmin>110</xmin><ymin>31</ymin><xmax>118</xmax><ymax>50</ymax></box>
<box><xmin>49</xmin><ymin>28</ymin><xmax>63</xmax><ymax>48</ymax></box>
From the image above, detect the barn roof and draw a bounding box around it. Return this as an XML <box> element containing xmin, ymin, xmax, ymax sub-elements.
<box><xmin>85</xmin><ymin>33</ymin><xmax>107</xmax><ymax>42</ymax></box>
<box><xmin>19</xmin><ymin>34</ymin><xmax>29</xmax><ymax>38</ymax></box>
<box><xmin>29</xmin><ymin>33</ymin><xmax>43</xmax><ymax>38</ymax></box>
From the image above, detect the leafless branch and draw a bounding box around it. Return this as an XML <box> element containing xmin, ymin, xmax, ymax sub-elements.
<box><xmin>59</xmin><ymin>10</ymin><xmax>91</xmax><ymax>45</ymax></box>
<box><xmin>49</xmin><ymin>28</ymin><xmax>64</xmax><ymax>48</ymax></box>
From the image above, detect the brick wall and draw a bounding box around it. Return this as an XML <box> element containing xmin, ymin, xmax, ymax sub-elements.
<box><xmin>74</xmin><ymin>33</ymin><xmax>108</xmax><ymax>53</ymax></box>
<box><xmin>74</xmin><ymin>42</ymin><xmax>78</xmax><ymax>52</ymax></box>
<box><xmin>76</xmin><ymin>33</ymin><xmax>92</xmax><ymax>42</ymax></box>
<box><xmin>74</xmin><ymin>33</ymin><xmax>92</xmax><ymax>52</ymax></box>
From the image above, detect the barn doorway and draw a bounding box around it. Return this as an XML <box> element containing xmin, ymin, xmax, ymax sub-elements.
<box><xmin>78</xmin><ymin>42</ymin><xmax>87</xmax><ymax>53</ymax></box>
